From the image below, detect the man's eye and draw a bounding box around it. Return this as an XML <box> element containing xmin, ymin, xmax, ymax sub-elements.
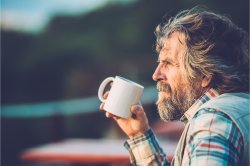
<box><xmin>162</xmin><ymin>61</ymin><xmax>171</xmax><ymax>66</ymax></box>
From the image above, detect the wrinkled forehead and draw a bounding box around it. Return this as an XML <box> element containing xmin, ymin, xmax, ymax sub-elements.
<box><xmin>159</xmin><ymin>32</ymin><xmax>187</xmax><ymax>61</ymax></box>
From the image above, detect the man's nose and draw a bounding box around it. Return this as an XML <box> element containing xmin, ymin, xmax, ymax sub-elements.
<box><xmin>152</xmin><ymin>64</ymin><xmax>163</xmax><ymax>81</ymax></box>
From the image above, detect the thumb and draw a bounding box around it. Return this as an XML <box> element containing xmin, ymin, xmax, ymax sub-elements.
<box><xmin>131</xmin><ymin>104</ymin><xmax>145</xmax><ymax>118</ymax></box>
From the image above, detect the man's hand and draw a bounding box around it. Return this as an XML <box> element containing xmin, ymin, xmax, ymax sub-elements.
<box><xmin>100</xmin><ymin>91</ymin><xmax>150</xmax><ymax>138</ymax></box>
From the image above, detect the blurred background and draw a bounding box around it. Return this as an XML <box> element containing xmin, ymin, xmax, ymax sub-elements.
<box><xmin>1</xmin><ymin>0</ymin><xmax>249</xmax><ymax>166</ymax></box>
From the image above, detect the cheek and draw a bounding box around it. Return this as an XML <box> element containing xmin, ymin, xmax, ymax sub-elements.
<box><xmin>167</xmin><ymin>69</ymin><xmax>182</xmax><ymax>88</ymax></box>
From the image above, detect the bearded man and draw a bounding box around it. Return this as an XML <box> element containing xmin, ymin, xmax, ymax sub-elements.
<box><xmin>100</xmin><ymin>8</ymin><xmax>249</xmax><ymax>166</ymax></box>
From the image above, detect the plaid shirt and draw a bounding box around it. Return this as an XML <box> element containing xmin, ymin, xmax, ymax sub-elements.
<box><xmin>124</xmin><ymin>88</ymin><xmax>244</xmax><ymax>166</ymax></box>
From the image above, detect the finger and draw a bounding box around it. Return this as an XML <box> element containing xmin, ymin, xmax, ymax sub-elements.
<box><xmin>113</xmin><ymin>116</ymin><xmax>120</xmax><ymax>121</ymax></box>
<box><xmin>105</xmin><ymin>112</ymin><xmax>110</xmax><ymax>118</ymax></box>
<box><xmin>105</xmin><ymin>112</ymin><xmax>114</xmax><ymax>118</ymax></box>
<box><xmin>103</xmin><ymin>91</ymin><xmax>109</xmax><ymax>99</ymax></box>
<box><xmin>100</xmin><ymin>103</ymin><xmax>105</xmax><ymax>110</ymax></box>
<box><xmin>106</xmin><ymin>112</ymin><xmax>120</xmax><ymax>120</ymax></box>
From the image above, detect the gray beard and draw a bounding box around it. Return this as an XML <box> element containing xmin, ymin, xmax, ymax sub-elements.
<box><xmin>156</xmin><ymin>82</ymin><xmax>201</xmax><ymax>121</ymax></box>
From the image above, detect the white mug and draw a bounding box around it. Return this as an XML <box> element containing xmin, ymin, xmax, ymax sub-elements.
<box><xmin>98</xmin><ymin>76</ymin><xmax>144</xmax><ymax>119</ymax></box>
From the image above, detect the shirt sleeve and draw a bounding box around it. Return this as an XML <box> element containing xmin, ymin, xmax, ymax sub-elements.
<box><xmin>124</xmin><ymin>129</ymin><xmax>170</xmax><ymax>166</ymax></box>
<box><xmin>187</xmin><ymin>109</ymin><xmax>244</xmax><ymax>166</ymax></box>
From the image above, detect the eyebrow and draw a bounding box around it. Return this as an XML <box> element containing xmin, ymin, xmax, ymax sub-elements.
<box><xmin>157</xmin><ymin>56</ymin><xmax>180</xmax><ymax>66</ymax></box>
<box><xmin>157</xmin><ymin>57</ymin><xmax>174</xmax><ymax>63</ymax></box>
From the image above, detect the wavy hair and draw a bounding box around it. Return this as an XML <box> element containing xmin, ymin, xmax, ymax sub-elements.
<box><xmin>155</xmin><ymin>8</ymin><xmax>249</xmax><ymax>93</ymax></box>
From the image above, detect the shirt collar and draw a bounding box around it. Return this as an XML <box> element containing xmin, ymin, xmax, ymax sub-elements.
<box><xmin>180</xmin><ymin>88</ymin><xmax>220</xmax><ymax>123</ymax></box>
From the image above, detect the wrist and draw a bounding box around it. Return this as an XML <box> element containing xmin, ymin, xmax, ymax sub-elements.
<box><xmin>128</xmin><ymin>127</ymin><xmax>151</xmax><ymax>139</ymax></box>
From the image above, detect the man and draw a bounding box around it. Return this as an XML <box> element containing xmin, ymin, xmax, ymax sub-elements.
<box><xmin>100</xmin><ymin>8</ymin><xmax>249</xmax><ymax>165</ymax></box>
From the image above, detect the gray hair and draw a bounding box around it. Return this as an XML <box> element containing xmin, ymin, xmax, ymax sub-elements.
<box><xmin>155</xmin><ymin>8</ymin><xmax>249</xmax><ymax>93</ymax></box>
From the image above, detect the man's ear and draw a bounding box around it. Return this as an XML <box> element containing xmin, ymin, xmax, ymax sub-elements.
<box><xmin>201</xmin><ymin>75</ymin><xmax>212</xmax><ymax>88</ymax></box>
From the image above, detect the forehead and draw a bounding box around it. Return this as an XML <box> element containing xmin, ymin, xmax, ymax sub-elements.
<box><xmin>159</xmin><ymin>32</ymin><xmax>186</xmax><ymax>61</ymax></box>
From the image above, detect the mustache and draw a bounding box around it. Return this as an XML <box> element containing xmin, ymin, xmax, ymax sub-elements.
<box><xmin>157</xmin><ymin>82</ymin><xmax>171</xmax><ymax>93</ymax></box>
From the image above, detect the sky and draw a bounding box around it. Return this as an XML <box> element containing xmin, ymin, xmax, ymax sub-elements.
<box><xmin>1</xmin><ymin>0</ymin><xmax>136</xmax><ymax>33</ymax></box>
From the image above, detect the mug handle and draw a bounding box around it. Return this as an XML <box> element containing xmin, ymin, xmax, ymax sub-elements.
<box><xmin>98</xmin><ymin>77</ymin><xmax>114</xmax><ymax>103</ymax></box>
